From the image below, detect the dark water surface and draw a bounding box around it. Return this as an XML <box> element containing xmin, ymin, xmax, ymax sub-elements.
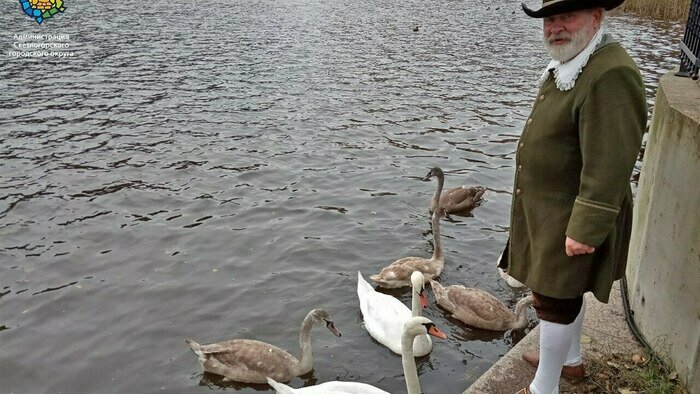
<box><xmin>0</xmin><ymin>0</ymin><xmax>683</xmax><ymax>393</ymax></box>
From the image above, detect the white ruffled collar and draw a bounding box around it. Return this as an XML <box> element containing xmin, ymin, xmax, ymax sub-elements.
<box><xmin>538</xmin><ymin>27</ymin><xmax>606</xmax><ymax>91</ymax></box>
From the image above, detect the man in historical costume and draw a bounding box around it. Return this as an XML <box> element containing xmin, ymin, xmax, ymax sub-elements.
<box><xmin>498</xmin><ymin>0</ymin><xmax>648</xmax><ymax>393</ymax></box>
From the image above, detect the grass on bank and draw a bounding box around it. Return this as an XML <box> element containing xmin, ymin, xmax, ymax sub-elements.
<box><xmin>562</xmin><ymin>348</ymin><xmax>690</xmax><ymax>394</ymax></box>
<box><xmin>614</xmin><ymin>0</ymin><xmax>691</xmax><ymax>21</ymax></box>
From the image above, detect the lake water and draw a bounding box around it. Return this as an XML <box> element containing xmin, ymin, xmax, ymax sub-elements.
<box><xmin>0</xmin><ymin>0</ymin><xmax>684</xmax><ymax>393</ymax></box>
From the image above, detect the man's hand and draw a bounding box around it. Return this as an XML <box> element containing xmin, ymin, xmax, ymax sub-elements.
<box><xmin>565</xmin><ymin>236</ymin><xmax>595</xmax><ymax>257</ymax></box>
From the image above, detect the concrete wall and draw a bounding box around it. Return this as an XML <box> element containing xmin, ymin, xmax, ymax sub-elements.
<box><xmin>626</xmin><ymin>71</ymin><xmax>700</xmax><ymax>392</ymax></box>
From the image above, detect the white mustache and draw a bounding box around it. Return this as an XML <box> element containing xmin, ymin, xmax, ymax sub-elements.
<box><xmin>548</xmin><ymin>33</ymin><xmax>572</xmax><ymax>43</ymax></box>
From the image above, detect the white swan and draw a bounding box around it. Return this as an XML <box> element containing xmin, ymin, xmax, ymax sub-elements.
<box><xmin>185</xmin><ymin>309</ymin><xmax>341</xmax><ymax>383</ymax></box>
<box><xmin>357</xmin><ymin>271</ymin><xmax>432</xmax><ymax>356</ymax></box>
<box><xmin>423</xmin><ymin>167</ymin><xmax>485</xmax><ymax>214</ymax></box>
<box><xmin>498</xmin><ymin>266</ymin><xmax>526</xmax><ymax>288</ymax></box>
<box><xmin>266</xmin><ymin>378</ymin><xmax>390</xmax><ymax>394</ymax></box>
<box><xmin>266</xmin><ymin>316</ymin><xmax>447</xmax><ymax>394</ymax></box>
<box><xmin>429</xmin><ymin>279</ymin><xmax>533</xmax><ymax>331</ymax></box>
<box><xmin>496</xmin><ymin>249</ymin><xmax>526</xmax><ymax>288</ymax></box>
<box><xmin>370</xmin><ymin>207</ymin><xmax>446</xmax><ymax>288</ymax></box>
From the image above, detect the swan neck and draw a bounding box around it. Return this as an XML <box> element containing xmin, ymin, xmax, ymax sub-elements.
<box><xmin>401</xmin><ymin>332</ymin><xmax>421</xmax><ymax>394</ymax></box>
<box><xmin>513</xmin><ymin>298</ymin><xmax>532</xmax><ymax>329</ymax></box>
<box><xmin>411</xmin><ymin>286</ymin><xmax>421</xmax><ymax>317</ymax></box>
<box><xmin>431</xmin><ymin>213</ymin><xmax>443</xmax><ymax>262</ymax></box>
<box><xmin>297</xmin><ymin>315</ymin><xmax>315</xmax><ymax>374</ymax></box>
<box><xmin>432</xmin><ymin>173</ymin><xmax>444</xmax><ymax>208</ymax></box>
<box><xmin>431</xmin><ymin>281</ymin><xmax>444</xmax><ymax>301</ymax></box>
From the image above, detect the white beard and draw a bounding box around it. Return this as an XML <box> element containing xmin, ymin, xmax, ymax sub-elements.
<box><xmin>543</xmin><ymin>24</ymin><xmax>596</xmax><ymax>63</ymax></box>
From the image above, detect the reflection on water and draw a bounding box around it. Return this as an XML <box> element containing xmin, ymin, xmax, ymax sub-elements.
<box><xmin>0</xmin><ymin>0</ymin><xmax>683</xmax><ymax>393</ymax></box>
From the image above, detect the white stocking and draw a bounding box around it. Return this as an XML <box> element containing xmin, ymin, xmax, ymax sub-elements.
<box><xmin>564</xmin><ymin>299</ymin><xmax>586</xmax><ymax>366</ymax></box>
<box><xmin>529</xmin><ymin>300</ymin><xmax>585</xmax><ymax>394</ymax></box>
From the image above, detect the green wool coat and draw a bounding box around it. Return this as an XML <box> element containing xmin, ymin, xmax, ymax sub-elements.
<box><xmin>503</xmin><ymin>35</ymin><xmax>647</xmax><ymax>303</ymax></box>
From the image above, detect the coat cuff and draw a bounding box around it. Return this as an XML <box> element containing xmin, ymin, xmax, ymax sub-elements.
<box><xmin>565</xmin><ymin>196</ymin><xmax>619</xmax><ymax>247</ymax></box>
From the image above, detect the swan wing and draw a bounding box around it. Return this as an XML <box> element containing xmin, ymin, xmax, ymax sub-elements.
<box><xmin>358</xmin><ymin>272</ymin><xmax>432</xmax><ymax>355</ymax></box>
<box><xmin>361</xmin><ymin>287</ymin><xmax>412</xmax><ymax>354</ymax></box>
<box><xmin>440</xmin><ymin>186</ymin><xmax>484</xmax><ymax>211</ymax></box>
<box><xmin>397</xmin><ymin>258</ymin><xmax>442</xmax><ymax>279</ymax></box>
<box><xmin>199</xmin><ymin>339</ymin><xmax>300</xmax><ymax>383</ymax></box>
<box><xmin>447</xmin><ymin>288</ymin><xmax>515</xmax><ymax>330</ymax></box>
<box><xmin>371</xmin><ymin>258</ymin><xmax>439</xmax><ymax>287</ymax></box>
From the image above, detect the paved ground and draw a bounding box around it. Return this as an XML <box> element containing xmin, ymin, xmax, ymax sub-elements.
<box><xmin>464</xmin><ymin>281</ymin><xmax>644</xmax><ymax>394</ymax></box>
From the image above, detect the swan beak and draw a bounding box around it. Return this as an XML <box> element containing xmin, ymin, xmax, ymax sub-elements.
<box><xmin>427</xmin><ymin>325</ymin><xmax>448</xmax><ymax>340</ymax></box>
<box><xmin>326</xmin><ymin>321</ymin><xmax>342</xmax><ymax>337</ymax></box>
<box><xmin>420</xmin><ymin>289</ymin><xmax>429</xmax><ymax>308</ymax></box>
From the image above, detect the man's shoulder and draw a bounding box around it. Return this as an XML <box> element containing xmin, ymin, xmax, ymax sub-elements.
<box><xmin>574</xmin><ymin>38</ymin><xmax>645</xmax><ymax>97</ymax></box>
<box><xmin>589</xmin><ymin>37</ymin><xmax>638</xmax><ymax>71</ymax></box>
<box><xmin>595</xmin><ymin>33</ymin><xmax>618</xmax><ymax>51</ymax></box>
<box><xmin>574</xmin><ymin>39</ymin><xmax>641</xmax><ymax>91</ymax></box>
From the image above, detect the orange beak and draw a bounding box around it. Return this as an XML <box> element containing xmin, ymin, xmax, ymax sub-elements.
<box><xmin>427</xmin><ymin>325</ymin><xmax>448</xmax><ymax>340</ymax></box>
<box><xmin>420</xmin><ymin>290</ymin><xmax>429</xmax><ymax>308</ymax></box>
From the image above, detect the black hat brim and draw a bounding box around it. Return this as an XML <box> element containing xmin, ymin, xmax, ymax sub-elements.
<box><xmin>521</xmin><ymin>0</ymin><xmax>624</xmax><ymax>18</ymax></box>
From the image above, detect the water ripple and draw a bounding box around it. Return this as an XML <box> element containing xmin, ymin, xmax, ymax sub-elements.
<box><xmin>0</xmin><ymin>0</ymin><xmax>683</xmax><ymax>393</ymax></box>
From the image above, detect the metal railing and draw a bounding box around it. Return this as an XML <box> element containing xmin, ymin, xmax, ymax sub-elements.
<box><xmin>677</xmin><ymin>0</ymin><xmax>700</xmax><ymax>79</ymax></box>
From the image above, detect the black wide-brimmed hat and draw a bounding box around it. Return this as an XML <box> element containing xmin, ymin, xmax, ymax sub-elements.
<box><xmin>522</xmin><ymin>0</ymin><xmax>625</xmax><ymax>18</ymax></box>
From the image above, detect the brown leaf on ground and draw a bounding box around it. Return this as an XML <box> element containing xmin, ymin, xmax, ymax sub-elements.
<box><xmin>631</xmin><ymin>354</ymin><xmax>646</xmax><ymax>365</ymax></box>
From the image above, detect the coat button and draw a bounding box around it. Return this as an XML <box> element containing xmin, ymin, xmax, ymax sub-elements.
<box><xmin>515</xmin><ymin>188</ymin><xmax>522</xmax><ymax>195</ymax></box>
<box><xmin>539</xmin><ymin>94</ymin><xmax>545</xmax><ymax>101</ymax></box>
<box><xmin>526</xmin><ymin>118</ymin><xmax>533</xmax><ymax>125</ymax></box>
<box><xmin>518</xmin><ymin>165</ymin><xmax>523</xmax><ymax>172</ymax></box>
<box><xmin>519</xmin><ymin>142</ymin><xmax>525</xmax><ymax>149</ymax></box>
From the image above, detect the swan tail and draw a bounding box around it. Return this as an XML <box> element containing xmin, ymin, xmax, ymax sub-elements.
<box><xmin>357</xmin><ymin>271</ymin><xmax>374</xmax><ymax>294</ymax></box>
<box><xmin>266</xmin><ymin>377</ymin><xmax>296</xmax><ymax>393</ymax></box>
<box><xmin>357</xmin><ymin>271</ymin><xmax>374</xmax><ymax>317</ymax></box>
<box><xmin>185</xmin><ymin>338</ymin><xmax>205</xmax><ymax>361</ymax></box>
<box><xmin>368</xmin><ymin>274</ymin><xmax>384</xmax><ymax>285</ymax></box>
<box><xmin>185</xmin><ymin>338</ymin><xmax>201</xmax><ymax>353</ymax></box>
